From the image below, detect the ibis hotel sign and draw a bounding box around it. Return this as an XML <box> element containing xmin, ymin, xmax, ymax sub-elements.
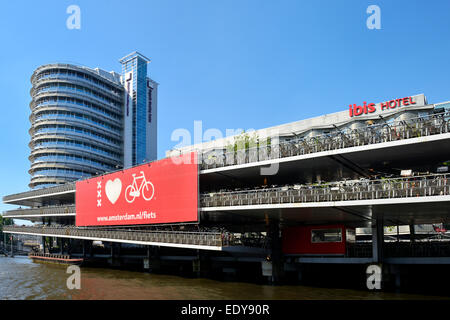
<box><xmin>75</xmin><ymin>152</ymin><xmax>199</xmax><ymax>226</ymax></box>
<box><xmin>349</xmin><ymin>95</ymin><xmax>424</xmax><ymax>118</ymax></box>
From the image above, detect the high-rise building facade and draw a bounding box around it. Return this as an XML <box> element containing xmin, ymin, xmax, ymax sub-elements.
<box><xmin>28</xmin><ymin>52</ymin><xmax>158</xmax><ymax>189</ymax></box>
<box><xmin>119</xmin><ymin>52</ymin><xmax>158</xmax><ymax>167</ymax></box>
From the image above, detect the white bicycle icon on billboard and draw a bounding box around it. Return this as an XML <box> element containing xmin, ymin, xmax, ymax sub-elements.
<box><xmin>125</xmin><ymin>171</ymin><xmax>155</xmax><ymax>203</ymax></box>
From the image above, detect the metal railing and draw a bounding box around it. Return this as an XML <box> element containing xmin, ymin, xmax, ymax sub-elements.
<box><xmin>3</xmin><ymin>183</ymin><xmax>76</xmax><ymax>203</ymax></box>
<box><xmin>346</xmin><ymin>243</ymin><xmax>372</xmax><ymax>258</ymax></box>
<box><xmin>201</xmin><ymin>174</ymin><xmax>450</xmax><ymax>207</ymax></box>
<box><xmin>384</xmin><ymin>241</ymin><xmax>450</xmax><ymax>257</ymax></box>
<box><xmin>3</xmin><ymin>226</ymin><xmax>225</xmax><ymax>247</ymax></box>
<box><xmin>200</xmin><ymin>111</ymin><xmax>450</xmax><ymax>170</ymax></box>
<box><xmin>340</xmin><ymin>241</ymin><xmax>450</xmax><ymax>258</ymax></box>
<box><xmin>31</xmin><ymin>64</ymin><xmax>124</xmax><ymax>91</ymax></box>
<box><xmin>33</xmin><ymin>74</ymin><xmax>123</xmax><ymax>100</ymax></box>
<box><xmin>29</xmin><ymin>252</ymin><xmax>72</xmax><ymax>260</ymax></box>
<box><xmin>3</xmin><ymin>205</ymin><xmax>76</xmax><ymax>217</ymax></box>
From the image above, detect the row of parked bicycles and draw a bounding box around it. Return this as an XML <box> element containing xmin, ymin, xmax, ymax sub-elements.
<box><xmin>199</xmin><ymin>111</ymin><xmax>450</xmax><ymax>170</ymax></box>
<box><xmin>200</xmin><ymin>173</ymin><xmax>450</xmax><ymax>207</ymax></box>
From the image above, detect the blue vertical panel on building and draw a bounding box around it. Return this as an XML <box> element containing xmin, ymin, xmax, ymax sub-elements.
<box><xmin>121</xmin><ymin>53</ymin><xmax>149</xmax><ymax>166</ymax></box>
<box><xmin>136</xmin><ymin>57</ymin><xmax>148</xmax><ymax>164</ymax></box>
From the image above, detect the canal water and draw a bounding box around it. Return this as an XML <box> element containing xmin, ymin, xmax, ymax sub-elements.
<box><xmin>0</xmin><ymin>256</ymin><xmax>448</xmax><ymax>300</ymax></box>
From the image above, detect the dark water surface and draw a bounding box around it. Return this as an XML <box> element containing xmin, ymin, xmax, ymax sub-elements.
<box><xmin>0</xmin><ymin>256</ymin><xmax>448</xmax><ymax>300</ymax></box>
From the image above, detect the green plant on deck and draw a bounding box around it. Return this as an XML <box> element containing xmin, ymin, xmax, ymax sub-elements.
<box><xmin>385</xmin><ymin>226</ymin><xmax>397</xmax><ymax>233</ymax></box>
<box><xmin>226</xmin><ymin>131</ymin><xmax>261</xmax><ymax>154</ymax></box>
<box><xmin>411</xmin><ymin>125</ymin><xmax>421</xmax><ymax>138</ymax></box>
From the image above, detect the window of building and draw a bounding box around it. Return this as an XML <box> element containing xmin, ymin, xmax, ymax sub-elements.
<box><xmin>346</xmin><ymin>229</ymin><xmax>355</xmax><ymax>243</ymax></box>
<box><xmin>311</xmin><ymin>228</ymin><xmax>342</xmax><ymax>243</ymax></box>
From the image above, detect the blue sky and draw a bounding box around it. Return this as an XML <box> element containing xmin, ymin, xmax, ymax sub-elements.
<box><xmin>1</xmin><ymin>0</ymin><xmax>450</xmax><ymax>216</ymax></box>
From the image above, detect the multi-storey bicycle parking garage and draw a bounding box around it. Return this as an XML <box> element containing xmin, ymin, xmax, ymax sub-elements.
<box><xmin>3</xmin><ymin>93</ymin><xmax>450</xmax><ymax>288</ymax></box>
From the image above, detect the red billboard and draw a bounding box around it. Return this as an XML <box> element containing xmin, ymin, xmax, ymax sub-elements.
<box><xmin>75</xmin><ymin>152</ymin><xmax>198</xmax><ymax>226</ymax></box>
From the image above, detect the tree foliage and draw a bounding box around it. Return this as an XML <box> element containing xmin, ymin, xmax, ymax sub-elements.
<box><xmin>0</xmin><ymin>216</ymin><xmax>14</xmax><ymax>240</ymax></box>
<box><xmin>225</xmin><ymin>131</ymin><xmax>260</xmax><ymax>153</ymax></box>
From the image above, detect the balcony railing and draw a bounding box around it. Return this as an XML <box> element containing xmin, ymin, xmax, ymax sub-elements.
<box><xmin>3</xmin><ymin>183</ymin><xmax>76</xmax><ymax>203</ymax></box>
<box><xmin>384</xmin><ymin>241</ymin><xmax>450</xmax><ymax>257</ymax></box>
<box><xmin>3</xmin><ymin>226</ymin><xmax>225</xmax><ymax>247</ymax></box>
<box><xmin>3</xmin><ymin>205</ymin><xmax>76</xmax><ymax>217</ymax></box>
<box><xmin>201</xmin><ymin>174</ymin><xmax>450</xmax><ymax>207</ymax></box>
<box><xmin>199</xmin><ymin>111</ymin><xmax>450</xmax><ymax>170</ymax></box>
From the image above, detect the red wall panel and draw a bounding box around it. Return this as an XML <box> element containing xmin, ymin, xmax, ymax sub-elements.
<box><xmin>282</xmin><ymin>224</ymin><xmax>347</xmax><ymax>255</ymax></box>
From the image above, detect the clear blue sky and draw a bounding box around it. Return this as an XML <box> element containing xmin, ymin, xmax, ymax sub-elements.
<box><xmin>1</xmin><ymin>0</ymin><xmax>450</xmax><ymax>217</ymax></box>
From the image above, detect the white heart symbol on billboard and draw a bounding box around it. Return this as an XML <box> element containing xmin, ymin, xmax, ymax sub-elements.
<box><xmin>105</xmin><ymin>178</ymin><xmax>122</xmax><ymax>204</ymax></box>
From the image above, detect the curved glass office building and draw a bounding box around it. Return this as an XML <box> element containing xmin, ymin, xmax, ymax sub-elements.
<box><xmin>29</xmin><ymin>64</ymin><xmax>125</xmax><ymax>188</ymax></box>
<box><xmin>28</xmin><ymin>53</ymin><xmax>158</xmax><ymax>189</ymax></box>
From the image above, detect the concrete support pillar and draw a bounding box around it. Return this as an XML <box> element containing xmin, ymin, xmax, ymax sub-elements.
<box><xmin>389</xmin><ymin>264</ymin><xmax>401</xmax><ymax>291</ymax></box>
<box><xmin>89</xmin><ymin>241</ymin><xmax>93</xmax><ymax>258</ymax></box>
<box><xmin>201</xmin><ymin>251</ymin><xmax>211</xmax><ymax>278</ymax></box>
<box><xmin>109</xmin><ymin>242</ymin><xmax>114</xmax><ymax>266</ymax></box>
<box><xmin>146</xmin><ymin>246</ymin><xmax>161</xmax><ymax>272</ymax></box>
<box><xmin>268</xmin><ymin>220</ymin><xmax>283</xmax><ymax>284</ymax></box>
<box><xmin>143</xmin><ymin>246</ymin><xmax>151</xmax><ymax>271</ymax></box>
<box><xmin>193</xmin><ymin>250</ymin><xmax>211</xmax><ymax>278</ymax></box>
<box><xmin>59</xmin><ymin>238</ymin><xmax>63</xmax><ymax>254</ymax></box>
<box><xmin>193</xmin><ymin>250</ymin><xmax>201</xmax><ymax>277</ymax></box>
<box><xmin>193</xmin><ymin>259</ymin><xmax>201</xmax><ymax>277</ymax></box>
<box><xmin>372</xmin><ymin>218</ymin><xmax>384</xmax><ymax>263</ymax></box>
<box><xmin>409</xmin><ymin>224</ymin><xmax>416</xmax><ymax>243</ymax></box>
<box><xmin>48</xmin><ymin>237</ymin><xmax>52</xmax><ymax>253</ymax></box>
<box><xmin>395</xmin><ymin>270</ymin><xmax>401</xmax><ymax>289</ymax></box>
<box><xmin>297</xmin><ymin>264</ymin><xmax>305</xmax><ymax>284</ymax></box>
<box><xmin>10</xmin><ymin>234</ymin><xmax>14</xmax><ymax>257</ymax></box>
<box><xmin>42</xmin><ymin>236</ymin><xmax>46</xmax><ymax>253</ymax></box>
<box><xmin>109</xmin><ymin>242</ymin><xmax>121</xmax><ymax>267</ymax></box>
<box><xmin>82</xmin><ymin>240</ymin><xmax>86</xmax><ymax>258</ymax></box>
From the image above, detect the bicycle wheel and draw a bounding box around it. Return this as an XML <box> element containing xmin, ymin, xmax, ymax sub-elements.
<box><xmin>125</xmin><ymin>185</ymin><xmax>137</xmax><ymax>203</ymax></box>
<box><xmin>142</xmin><ymin>181</ymin><xmax>155</xmax><ymax>201</ymax></box>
